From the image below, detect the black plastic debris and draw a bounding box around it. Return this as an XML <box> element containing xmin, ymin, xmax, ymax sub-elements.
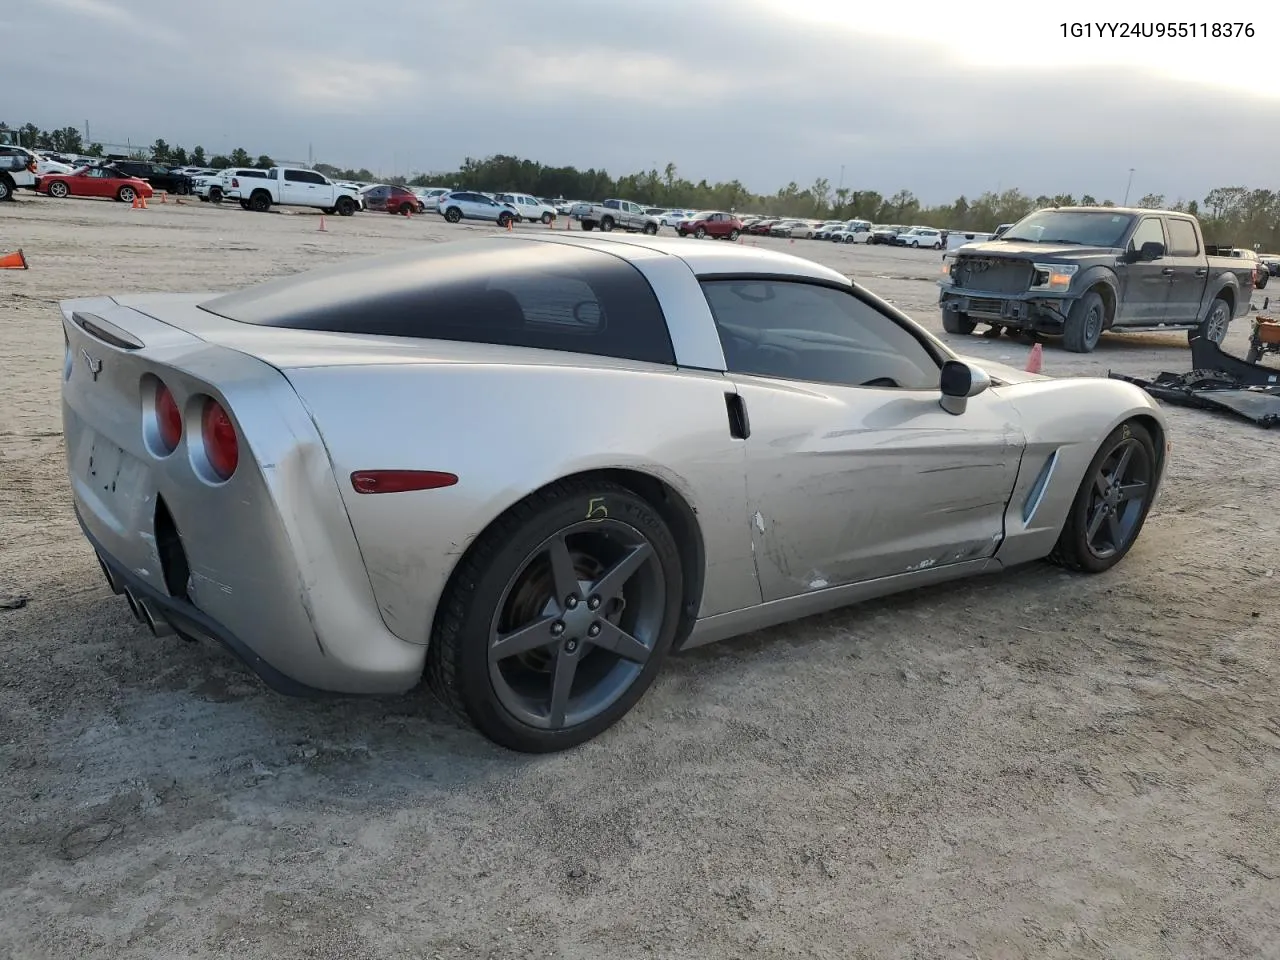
<box><xmin>1108</xmin><ymin>332</ymin><xmax>1280</xmax><ymax>428</ymax></box>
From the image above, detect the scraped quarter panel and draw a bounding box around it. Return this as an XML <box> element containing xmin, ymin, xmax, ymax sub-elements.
<box><xmin>284</xmin><ymin>361</ymin><xmax>760</xmax><ymax>645</ymax></box>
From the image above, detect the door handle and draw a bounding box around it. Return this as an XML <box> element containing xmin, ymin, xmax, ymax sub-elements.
<box><xmin>1161</xmin><ymin>267</ymin><xmax>1175</xmax><ymax>276</ymax></box>
<box><xmin>724</xmin><ymin>392</ymin><xmax>750</xmax><ymax>439</ymax></box>
<box><xmin>1194</xmin><ymin>268</ymin><xmax>1208</xmax><ymax>277</ymax></box>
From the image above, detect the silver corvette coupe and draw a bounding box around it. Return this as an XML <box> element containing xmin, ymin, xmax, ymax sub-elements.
<box><xmin>60</xmin><ymin>234</ymin><xmax>1169</xmax><ymax>751</ymax></box>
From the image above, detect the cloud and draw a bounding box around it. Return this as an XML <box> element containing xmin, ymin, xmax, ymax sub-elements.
<box><xmin>10</xmin><ymin>0</ymin><xmax>1280</xmax><ymax>204</ymax></box>
<box><xmin>42</xmin><ymin>0</ymin><xmax>182</xmax><ymax>46</ymax></box>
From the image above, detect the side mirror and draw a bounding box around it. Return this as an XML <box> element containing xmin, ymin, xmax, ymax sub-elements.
<box><xmin>1127</xmin><ymin>240</ymin><xmax>1164</xmax><ymax>262</ymax></box>
<box><xmin>939</xmin><ymin>360</ymin><xmax>991</xmax><ymax>416</ymax></box>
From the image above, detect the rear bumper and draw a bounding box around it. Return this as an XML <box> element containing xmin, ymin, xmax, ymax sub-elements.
<box><xmin>79</xmin><ymin>509</ymin><xmax>334</xmax><ymax>698</ymax></box>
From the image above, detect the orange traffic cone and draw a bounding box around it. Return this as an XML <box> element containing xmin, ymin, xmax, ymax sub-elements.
<box><xmin>506</xmin><ymin>218</ymin><xmax>513</xmax><ymax>231</ymax></box>
<box><xmin>318</xmin><ymin>215</ymin><xmax>328</xmax><ymax>232</ymax></box>
<box><xmin>159</xmin><ymin>191</ymin><xmax>167</xmax><ymax>203</ymax></box>
<box><xmin>1025</xmin><ymin>342</ymin><xmax>1043</xmax><ymax>374</ymax></box>
<box><xmin>0</xmin><ymin>248</ymin><xmax>28</xmax><ymax>270</ymax></box>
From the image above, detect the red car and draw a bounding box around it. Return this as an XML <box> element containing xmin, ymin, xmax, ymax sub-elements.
<box><xmin>678</xmin><ymin>211</ymin><xmax>744</xmax><ymax>240</ymax></box>
<box><xmin>38</xmin><ymin>165</ymin><xmax>155</xmax><ymax>204</ymax></box>
<box><xmin>360</xmin><ymin>184</ymin><xmax>426</xmax><ymax>215</ymax></box>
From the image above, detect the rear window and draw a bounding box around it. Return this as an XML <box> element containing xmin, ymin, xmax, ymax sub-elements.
<box><xmin>199</xmin><ymin>239</ymin><xmax>676</xmax><ymax>365</ymax></box>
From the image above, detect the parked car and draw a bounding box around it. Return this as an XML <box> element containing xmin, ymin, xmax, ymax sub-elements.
<box><xmin>938</xmin><ymin>206</ymin><xmax>1256</xmax><ymax>351</ymax></box>
<box><xmin>677</xmin><ymin>211</ymin><xmax>743</xmax><ymax>240</ymax></box>
<box><xmin>831</xmin><ymin>220</ymin><xmax>873</xmax><ymax>243</ymax></box>
<box><xmin>435</xmin><ymin>191</ymin><xmax>517</xmax><ymax>226</ymax></box>
<box><xmin>226</xmin><ymin>166</ymin><xmax>362</xmax><ymax>215</ymax></box>
<box><xmin>571</xmin><ymin>199</ymin><xmax>660</xmax><ymax>234</ymax></box>
<box><xmin>361</xmin><ymin>184</ymin><xmax>426</xmax><ymax>215</ymax></box>
<box><xmin>813</xmin><ymin>221</ymin><xmax>848</xmax><ymax>240</ymax></box>
<box><xmin>868</xmin><ymin>225</ymin><xmax>907</xmax><ymax>245</ymax></box>
<box><xmin>106</xmin><ymin>159</ymin><xmax>194</xmax><ymax>195</ymax></box>
<box><xmin>61</xmin><ymin>234</ymin><xmax>1170</xmax><ymax>752</ymax></box>
<box><xmin>198</xmin><ymin>168</ymin><xmax>269</xmax><ymax>205</ymax></box>
<box><xmin>494</xmin><ymin>192</ymin><xmax>557</xmax><ymax>224</ymax></box>
<box><xmin>414</xmin><ymin>187</ymin><xmax>451</xmax><ymax>207</ymax></box>
<box><xmin>1259</xmin><ymin>254</ymin><xmax>1280</xmax><ymax>278</ymax></box>
<box><xmin>1219</xmin><ymin>247</ymin><xmax>1268</xmax><ymax>289</ymax></box>
<box><xmin>895</xmin><ymin>227</ymin><xmax>945</xmax><ymax>249</ymax></box>
<box><xmin>0</xmin><ymin>144</ymin><xmax>38</xmax><ymax>201</ymax></box>
<box><xmin>37</xmin><ymin>164</ymin><xmax>154</xmax><ymax>203</ymax></box>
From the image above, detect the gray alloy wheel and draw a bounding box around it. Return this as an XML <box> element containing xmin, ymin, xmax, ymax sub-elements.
<box><xmin>117</xmin><ymin>185</ymin><xmax>136</xmax><ymax>203</ymax></box>
<box><xmin>1198</xmin><ymin>297</ymin><xmax>1231</xmax><ymax>345</ymax></box>
<box><xmin>444</xmin><ymin>206</ymin><xmax>462</xmax><ymax>223</ymax></box>
<box><xmin>487</xmin><ymin>520</ymin><xmax>666</xmax><ymax>731</ymax></box>
<box><xmin>1049</xmin><ymin>421</ymin><xmax>1157</xmax><ymax>574</ymax></box>
<box><xmin>427</xmin><ymin>478</ymin><xmax>683</xmax><ymax>751</ymax></box>
<box><xmin>49</xmin><ymin>180</ymin><xmax>70</xmax><ymax>198</ymax></box>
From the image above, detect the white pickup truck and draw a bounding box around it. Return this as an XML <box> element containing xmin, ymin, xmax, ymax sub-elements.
<box><xmin>0</xmin><ymin>132</ymin><xmax>37</xmax><ymax>202</ymax></box>
<box><xmin>225</xmin><ymin>166</ymin><xmax>362</xmax><ymax>215</ymax></box>
<box><xmin>570</xmin><ymin>198</ymin><xmax>660</xmax><ymax>234</ymax></box>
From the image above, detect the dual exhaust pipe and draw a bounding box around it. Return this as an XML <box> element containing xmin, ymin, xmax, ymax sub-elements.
<box><xmin>96</xmin><ymin>553</ymin><xmax>175</xmax><ymax>638</ymax></box>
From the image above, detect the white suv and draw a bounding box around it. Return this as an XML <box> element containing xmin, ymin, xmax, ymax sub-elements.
<box><xmin>494</xmin><ymin>192</ymin><xmax>557</xmax><ymax>224</ymax></box>
<box><xmin>896</xmin><ymin>227</ymin><xmax>944</xmax><ymax>249</ymax></box>
<box><xmin>436</xmin><ymin>191</ymin><xmax>517</xmax><ymax>226</ymax></box>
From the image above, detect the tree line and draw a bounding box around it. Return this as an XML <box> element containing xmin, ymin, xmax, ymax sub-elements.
<box><xmin>4</xmin><ymin>121</ymin><xmax>1276</xmax><ymax>250</ymax></box>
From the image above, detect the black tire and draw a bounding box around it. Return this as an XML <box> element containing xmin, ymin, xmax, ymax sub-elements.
<box><xmin>322</xmin><ymin>207</ymin><xmax>335</xmax><ymax>215</ymax></box>
<box><xmin>1192</xmin><ymin>296</ymin><xmax>1232</xmax><ymax>346</ymax></box>
<box><xmin>1048</xmin><ymin>421</ymin><xmax>1157</xmax><ymax>574</ymax></box>
<box><xmin>0</xmin><ymin>175</ymin><xmax>12</xmax><ymax>202</ymax></box>
<box><xmin>1245</xmin><ymin>342</ymin><xmax>1263</xmax><ymax>364</ymax></box>
<box><xmin>1063</xmin><ymin>289</ymin><xmax>1106</xmax><ymax>353</ymax></box>
<box><xmin>1256</xmin><ymin>273</ymin><xmax>1269</xmax><ymax>290</ymax></box>
<box><xmin>444</xmin><ymin>206</ymin><xmax>462</xmax><ymax>223</ymax></box>
<box><xmin>239</xmin><ymin>199</ymin><xmax>251</xmax><ymax>210</ymax></box>
<box><xmin>642</xmin><ymin>222</ymin><xmax>657</xmax><ymax>235</ymax></box>
<box><xmin>398</xmin><ymin>201</ymin><xmax>414</xmax><ymax>216</ymax></box>
<box><xmin>249</xmin><ymin>191</ymin><xmax>271</xmax><ymax>212</ymax></box>
<box><xmin>600</xmin><ymin>217</ymin><xmax>615</xmax><ymax>232</ymax></box>
<box><xmin>678</xmin><ymin>229</ymin><xmax>687</xmax><ymax>237</ymax></box>
<box><xmin>209</xmin><ymin>187</ymin><xmax>223</xmax><ymax>204</ymax></box>
<box><xmin>117</xmin><ymin>185</ymin><xmax>136</xmax><ymax>203</ymax></box>
<box><xmin>694</xmin><ymin>226</ymin><xmax>707</xmax><ymax>239</ymax></box>
<box><xmin>48</xmin><ymin>180</ymin><xmax>69</xmax><ymax>199</ymax></box>
<box><xmin>336</xmin><ymin>196</ymin><xmax>356</xmax><ymax>216</ymax></box>
<box><xmin>728</xmin><ymin>229</ymin><xmax>740</xmax><ymax>241</ymax></box>
<box><xmin>497</xmin><ymin>211</ymin><xmax>513</xmax><ymax>228</ymax></box>
<box><xmin>581</xmin><ymin>221</ymin><xmax>594</xmax><ymax>231</ymax></box>
<box><xmin>541</xmin><ymin>211</ymin><xmax>553</xmax><ymax>224</ymax></box>
<box><xmin>427</xmin><ymin>478</ymin><xmax>684</xmax><ymax>752</ymax></box>
<box><xmin>942</xmin><ymin>310</ymin><xmax>977</xmax><ymax>335</ymax></box>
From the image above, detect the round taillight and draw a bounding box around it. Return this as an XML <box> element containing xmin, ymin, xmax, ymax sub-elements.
<box><xmin>200</xmin><ymin>398</ymin><xmax>238</xmax><ymax>481</ymax></box>
<box><xmin>155</xmin><ymin>382</ymin><xmax>182</xmax><ymax>452</ymax></box>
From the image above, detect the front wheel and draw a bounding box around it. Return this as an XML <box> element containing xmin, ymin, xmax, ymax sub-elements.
<box><xmin>210</xmin><ymin>187</ymin><xmax>223</xmax><ymax>203</ymax></box>
<box><xmin>1048</xmin><ymin>421</ymin><xmax>1157</xmax><ymax>574</ymax></box>
<box><xmin>426</xmin><ymin>478</ymin><xmax>685</xmax><ymax>752</ymax></box>
<box><xmin>942</xmin><ymin>309</ymin><xmax>977</xmax><ymax>335</ymax></box>
<box><xmin>444</xmin><ymin>206</ymin><xmax>462</xmax><ymax>223</ymax></box>
<box><xmin>48</xmin><ymin>181</ymin><xmax>70</xmax><ymax>199</ymax></box>
<box><xmin>728</xmin><ymin>229</ymin><xmax>740</xmax><ymax>241</ymax></box>
<box><xmin>335</xmin><ymin>196</ymin><xmax>356</xmax><ymax>216</ymax></box>
<box><xmin>498</xmin><ymin>211</ymin><xmax>513</xmax><ymax>228</ymax></box>
<box><xmin>694</xmin><ymin>226</ymin><xmax>707</xmax><ymax>239</ymax></box>
<box><xmin>541</xmin><ymin>212</ymin><xmax>553</xmax><ymax>224</ymax></box>
<box><xmin>1063</xmin><ymin>290</ymin><xmax>1106</xmax><ymax>353</ymax></box>
<box><xmin>642</xmin><ymin>222</ymin><xmax>657</xmax><ymax>235</ymax></box>
<box><xmin>117</xmin><ymin>186</ymin><xmax>136</xmax><ymax>203</ymax></box>
<box><xmin>1256</xmin><ymin>273</ymin><xmax>1269</xmax><ymax>290</ymax></box>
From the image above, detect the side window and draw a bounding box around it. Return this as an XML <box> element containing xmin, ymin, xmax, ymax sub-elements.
<box><xmin>1129</xmin><ymin>217</ymin><xmax>1166</xmax><ymax>253</ymax></box>
<box><xmin>284</xmin><ymin>169</ymin><xmax>303</xmax><ymax>182</ymax></box>
<box><xmin>700</xmin><ymin>280</ymin><xmax>941</xmax><ymax>390</ymax></box>
<box><xmin>1166</xmin><ymin>219</ymin><xmax>1200</xmax><ymax>257</ymax></box>
<box><xmin>298</xmin><ymin>171</ymin><xmax>325</xmax><ymax>184</ymax></box>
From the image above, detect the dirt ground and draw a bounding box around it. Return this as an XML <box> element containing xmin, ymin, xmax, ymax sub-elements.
<box><xmin>2</xmin><ymin>194</ymin><xmax>1279</xmax><ymax>960</ymax></box>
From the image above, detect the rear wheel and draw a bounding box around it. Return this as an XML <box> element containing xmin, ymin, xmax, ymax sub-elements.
<box><xmin>1193</xmin><ymin>296</ymin><xmax>1232</xmax><ymax>345</ymax></box>
<box><xmin>1048</xmin><ymin>421</ymin><xmax>1157</xmax><ymax>573</ymax></box>
<box><xmin>1063</xmin><ymin>290</ymin><xmax>1106</xmax><ymax>353</ymax></box>
<box><xmin>239</xmin><ymin>200</ymin><xmax>251</xmax><ymax>210</ymax></box>
<box><xmin>0</xmin><ymin>176</ymin><xmax>12</xmax><ymax>201</ymax></box>
<box><xmin>117</xmin><ymin>185</ymin><xmax>136</xmax><ymax>203</ymax></box>
<box><xmin>600</xmin><ymin>217</ymin><xmax>615</xmax><ymax>232</ymax></box>
<box><xmin>49</xmin><ymin>180</ymin><xmax>70</xmax><ymax>199</ymax></box>
<box><xmin>249</xmin><ymin>191</ymin><xmax>270</xmax><ymax>212</ymax></box>
<box><xmin>942</xmin><ymin>310</ymin><xmax>977</xmax><ymax>335</ymax></box>
<box><xmin>427</xmin><ymin>479</ymin><xmax>684</xmax><ymax>752</ymax></box>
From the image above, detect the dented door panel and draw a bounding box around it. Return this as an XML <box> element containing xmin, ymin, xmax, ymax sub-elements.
<box><xmin>730</xmin><ymin>375</ymin><xmax>1026</xmax><ymax>602</ymax></box>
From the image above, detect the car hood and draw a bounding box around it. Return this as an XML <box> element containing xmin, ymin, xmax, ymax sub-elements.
<box><xmin>955</xmin><ymin>353</ymin><xmax>1049</xmax><ymax>385</ymax></box>
<box><xmin>955</xmin><ymin>240</ymin><xmax>1117</xmax><ymax>259</ymax></box>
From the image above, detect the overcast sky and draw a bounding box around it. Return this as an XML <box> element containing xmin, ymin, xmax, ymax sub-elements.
<box><xmin>10</xmin><ymin>0</ymin><xmax>1280</xmax><ymax>204</ymax></box>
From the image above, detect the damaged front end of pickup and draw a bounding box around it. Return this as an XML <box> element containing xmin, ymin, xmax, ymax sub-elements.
<box><xmin>938</xmin><ymin>254</ymin><xmax>1081</xmax><ymax>336</ymax></box>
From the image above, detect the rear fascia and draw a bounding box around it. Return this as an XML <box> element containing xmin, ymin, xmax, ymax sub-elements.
<box><xmin>60</xmin><ymin>298</ymin><xmax>426</xmax><ymax>694</ymax></box>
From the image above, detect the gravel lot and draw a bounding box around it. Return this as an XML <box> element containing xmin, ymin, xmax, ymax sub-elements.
<box><xmin>2</xmin><ymin>195</ymin><xmax>1279</xmax><ymax>960</ymax></box>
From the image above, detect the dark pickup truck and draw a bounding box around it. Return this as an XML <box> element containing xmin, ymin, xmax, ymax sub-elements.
<box><xmin>937</xmin><ymin>206</ymin><xmax>1257</xmax><ymax>352</ymax></box>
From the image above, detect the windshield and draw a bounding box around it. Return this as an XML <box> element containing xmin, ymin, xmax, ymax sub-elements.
<box><xmin>1002</xmin><ymin>210</ymin><xmax>1135</xmax><ymax>246</ymax></box>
